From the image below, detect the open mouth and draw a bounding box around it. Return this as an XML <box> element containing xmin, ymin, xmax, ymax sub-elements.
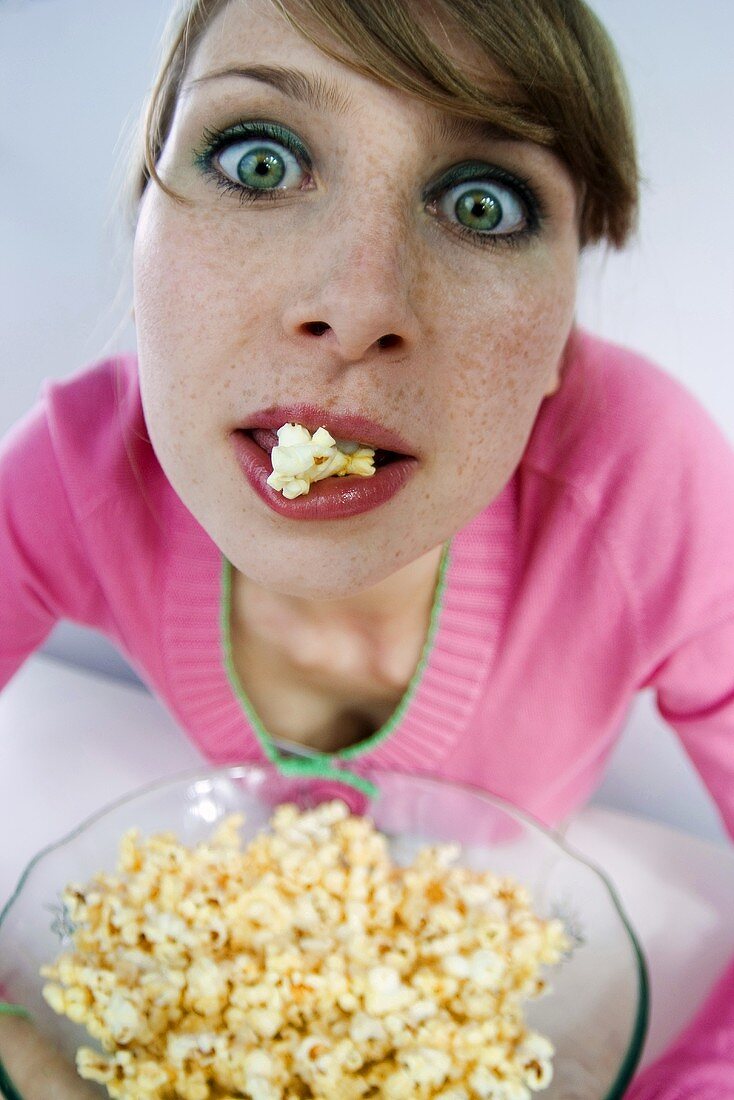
<box><xmin>232</xmin><ymin>427</ymin><xmax>419</xmax><ymax>519</ymax></box>
<box><xmin>244</xmin><ymin>428</ymin><xmax>405</xmax><ymax>468</ymax></box>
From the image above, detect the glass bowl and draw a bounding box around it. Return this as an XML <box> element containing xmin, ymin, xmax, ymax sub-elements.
<box><xmin>0</xmin><ymin>764</ymin><xmax>648</xmax><ymax>1099</ymax></box>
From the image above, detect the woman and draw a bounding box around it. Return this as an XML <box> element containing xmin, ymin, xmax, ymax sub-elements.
<box><xmin>2</xmin><ymin>0</ymin><xmax>733</xmax><ymax>1095</ymax></box>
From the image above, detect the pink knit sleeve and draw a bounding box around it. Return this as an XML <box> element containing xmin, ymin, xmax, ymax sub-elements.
<box><xmin>0</xmin><ymin>398</ymin><xmax>102</xmax><ymax>692</ymax></box>
<box><xmin>626</xmin><ymin>612</ymin><xmax>734</xmax><ymax>1097</ymax></box>
<box><xmin>624</xmin><ymin>957</ymin><xmax>734</xmax><ymax>1098</ymax></box>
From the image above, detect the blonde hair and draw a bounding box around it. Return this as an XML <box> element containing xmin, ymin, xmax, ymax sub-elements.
<box><xmin>123</xmin><ymin>0</ymin><xmax>639</xmax><ymax>250</ymax></box>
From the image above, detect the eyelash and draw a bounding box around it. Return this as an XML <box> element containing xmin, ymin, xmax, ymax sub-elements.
<box><xmin>194</xmin><ymin>121</ymin><xmax>547</xmax><ymax>251</ymax></box>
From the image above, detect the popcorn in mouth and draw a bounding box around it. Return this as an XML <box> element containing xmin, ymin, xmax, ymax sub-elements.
<box><xmin>263</xmin><ymin>423</ymin><xmax>379</xmax><ymax>499</ymax></box>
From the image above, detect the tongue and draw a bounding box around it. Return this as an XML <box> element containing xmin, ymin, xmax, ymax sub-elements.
<box><xmin>250</xmin><ymin>428</ymin><xmax>279</xmax><ymax>455</ymax></box>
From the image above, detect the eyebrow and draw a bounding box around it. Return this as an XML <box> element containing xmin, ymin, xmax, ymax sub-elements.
<box><xmin>182</xmin><ymin>64</ymin><xmax>520</xmax><ymax>146</ymax></box>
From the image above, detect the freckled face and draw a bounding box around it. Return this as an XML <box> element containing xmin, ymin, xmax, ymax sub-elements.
<box><xmin>132</xmin><ymin>0</ymin><xmax>579</xmax><ymax>599</ymax></box>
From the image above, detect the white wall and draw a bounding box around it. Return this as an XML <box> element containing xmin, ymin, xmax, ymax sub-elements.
<box><xmin>1</xmin><ymin>0</ymin><xmax>732</xmax><ymax>841</ymax></box>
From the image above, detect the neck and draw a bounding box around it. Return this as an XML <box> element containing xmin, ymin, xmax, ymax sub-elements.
<box><xmin>232</xmin><ymin>543</ymin><xmax>444</xmax><ymax>699</ymax></box>
<box><xmin>231</xmin><ymin>543</ymin><xmax>447</xmax><ymax>698</ymax></box>
<box><xmin>241</xmin><ymin>542</ymin><xmax>446</xmax><ymax>636</ymax></box>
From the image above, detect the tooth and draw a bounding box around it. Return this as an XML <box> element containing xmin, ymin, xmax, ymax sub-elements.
<box><xmin>333</xmin><ymin>438</ymin><xmax>361</xmax><ymax>455</ymax></box>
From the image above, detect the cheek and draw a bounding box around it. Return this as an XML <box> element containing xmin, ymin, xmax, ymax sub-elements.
<box><xmin>135</xmin><ymin>203</ymin><xmax>241</xmax><ymax>356</ymax></box>
<box><xmin>451</xmin><ymin>253</ymin><xmax>574</xmax><ymax>393</ymax></box>
<box><xmin>432</xmin><ymin>257</ymin><xmax>576</xmax><ymax>490</ymax></box>
<box><xmin>133</xmin><ymin>197</ymin><xmax>281</xmax><ymax>423</ymax></box>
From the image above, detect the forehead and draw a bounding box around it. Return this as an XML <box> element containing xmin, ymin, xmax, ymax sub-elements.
<box><xmin>182</xmin><ymin>0</ymin><xmax>533</xmax><ymax>157</ymax></box>
<box><xmin>187</xmin><ymin>0</ymin><xmax>512</xmax><ymax>105</ymax></box>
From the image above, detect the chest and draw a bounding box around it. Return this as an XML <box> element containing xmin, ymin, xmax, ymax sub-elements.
<box><xmin>229</xmin><ymin>622</ymin><xmax>418</xmax><ymax>754</ymax></box>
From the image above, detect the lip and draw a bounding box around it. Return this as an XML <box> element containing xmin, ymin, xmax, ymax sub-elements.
<box><xmin>232</xmin><ymin>430</ymin><xmax>419</xmax><ymax>520</ymax></box>
<box><xmin>242</xmin><ymin>404</ymin><xmax>417</xmax><ymax>457</ymax></box>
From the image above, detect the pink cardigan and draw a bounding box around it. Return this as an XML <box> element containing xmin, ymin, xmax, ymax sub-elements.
<box><xmin>2</xmin><ymin>328</ymin><xmax>734</xmax><ymax>1095</ymax></box>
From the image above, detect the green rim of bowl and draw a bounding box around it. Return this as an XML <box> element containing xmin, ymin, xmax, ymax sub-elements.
<box><xmin>0</xmin><ymin>763</ymin><xmax>649</xmax><ymax>1099</ymax></box>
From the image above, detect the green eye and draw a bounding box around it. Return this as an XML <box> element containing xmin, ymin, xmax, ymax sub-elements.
<box><xmin>217</xmin><ymin>138</ymin><xmax>305</xmax><ymax>191</ymax></box>
<box><xmin>439</xmin><ymin>179</ymin><xmax>526</xmax><ymax>236</ymax></box>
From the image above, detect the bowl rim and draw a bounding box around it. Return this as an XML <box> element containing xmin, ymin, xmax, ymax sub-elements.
<box><xmin>0</xmin><ymin>762</ymin><xmax>649</xmax><ymax>1099</ymax></box>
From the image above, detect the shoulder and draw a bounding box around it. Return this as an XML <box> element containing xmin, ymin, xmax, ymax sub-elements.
<box><xmin>521</xmin><ymin>327</ymin><xmax>734</xmax><ymax>645</ymax></box>
<box><xmin>2</xmin><ymin>354</ymin><xmax>174</xmax><ymax>552</ymax></box>
<box><xmin>40</xmin><ymin>355</ymin><xmax>148</xmax><ymax>511</ymax></box>
<box><xmin>525</xmin><ymin>326</ymin><xmax>734</xmax><ymax>504</ymax></box>
<box><xmin>0</xmin><ymin>358</ymin><xmax>148</xmax><ymax>627</ymax></box>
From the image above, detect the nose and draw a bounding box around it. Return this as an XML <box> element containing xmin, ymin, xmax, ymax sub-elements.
<box><xmin>281</xmin><ymin>208</ymin><xmax>422</xmax><ymax>363</ymax></box>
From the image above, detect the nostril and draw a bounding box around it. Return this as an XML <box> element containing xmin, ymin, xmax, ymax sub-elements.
<box><xmin>304</xmin><ymin>322</ymin><xmax>329</xmax><ymax>336</ymax></box>
<box><xmin>377</xmin><ymin>334</ymin><xmax>400</xmax><ymax>349</ymax></box>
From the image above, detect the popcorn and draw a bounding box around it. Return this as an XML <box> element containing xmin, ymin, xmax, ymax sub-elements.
<box><xmin>364</xmin><ymin>965</ymin><xmax>417</xmax><ymax>1015</ymax></box>
<box><xmin>266</xmin><ymin>423</ymin><xmax>376</xmax><ymax>498</ymax></box>
<box><xmin>41</xmin><ymin>802</ymin><xmax>570</xmax><ymax>1099</ymax></box>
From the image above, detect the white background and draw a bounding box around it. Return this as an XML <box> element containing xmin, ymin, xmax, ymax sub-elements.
<box><xmin>1</xmin><ymin>0</ymin><xmax>732</xmax><ymax>840</ymax></box>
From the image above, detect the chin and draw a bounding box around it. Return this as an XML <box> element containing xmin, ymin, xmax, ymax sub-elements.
<box><xmin>228</xmin><ymin>551</ymin><xmax>400</xmax><ymax>602</ymax></box>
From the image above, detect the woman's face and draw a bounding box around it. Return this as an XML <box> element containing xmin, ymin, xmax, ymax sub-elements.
<box><xmin>133</xmin><ymin>0</ymin><xmax>580</xmax><ymax>599</ymax></box>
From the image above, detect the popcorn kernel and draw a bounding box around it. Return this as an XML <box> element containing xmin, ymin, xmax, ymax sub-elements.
<box><xmin>266</xmin><ymin>423</ymin><xmax>375</xmax><ymax>497</ymax></box>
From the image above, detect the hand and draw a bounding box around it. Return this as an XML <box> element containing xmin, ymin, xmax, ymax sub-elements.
<box><xmin>0</xmin><ymin>1013</ymin><xmax>100</xmax><ymax>1099</ymax></box>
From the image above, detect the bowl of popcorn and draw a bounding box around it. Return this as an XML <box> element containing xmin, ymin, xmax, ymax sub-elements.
<box><xmin>0</xmin><ymin>766</ymin><xmax>647</xmax><ymax>1100</ymax></box>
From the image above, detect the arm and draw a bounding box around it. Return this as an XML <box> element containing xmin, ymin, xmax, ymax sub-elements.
<box><xmin>625</xmin><ymin>613</ymin><xmax>734</xmax><ymax>1098</ymax></box>
<box><xmin>1</xmin><ymin>404</ymin><xmax>108</xmax><ymax>1090</ymax></box>
<box><xmin>0</xmin><ymin>401</ymin><xmax>101</xmax><ymax>693</ymax></box>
